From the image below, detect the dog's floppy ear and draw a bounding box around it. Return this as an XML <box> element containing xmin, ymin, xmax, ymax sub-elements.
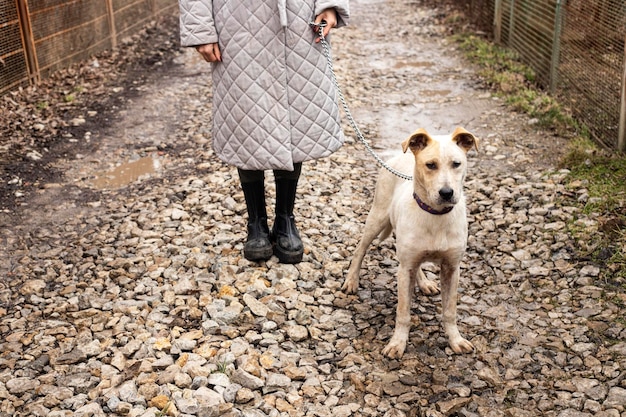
<box><xmin>402</xmin><ymin>128</ymin><xmax>431</xmax><ymax>153</ymax></box>
<box><xmin>452</xmin><ymin>127</ymin><xmax>478</xmax><ymax>153</ymax></box>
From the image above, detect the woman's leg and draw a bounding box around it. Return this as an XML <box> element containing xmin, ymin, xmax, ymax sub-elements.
<box><xmin>238</xmin><ymin>168</ymin><xmax>272</xmax><ymax>261</ymax></box>
<box><xmin>272</xmin><ymin>163</ymin><xmax>304</xmax><ymax>263</ymax></box>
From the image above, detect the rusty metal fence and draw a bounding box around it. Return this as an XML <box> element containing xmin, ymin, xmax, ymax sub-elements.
<box><xmin>451</xmin><ymin>0</ymin><xmax>626</xmax><ymax>151</ymax></box>
<box><xmin>0</xmin><ymin>0</ymin><xmax>176</xmax><ymax>95</ymax></box>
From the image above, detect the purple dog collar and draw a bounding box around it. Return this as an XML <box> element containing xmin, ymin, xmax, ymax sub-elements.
<box><xmin>413</xmin><ymin>192</ymin><xmax>454</xmax><ymax>215</ymax></box>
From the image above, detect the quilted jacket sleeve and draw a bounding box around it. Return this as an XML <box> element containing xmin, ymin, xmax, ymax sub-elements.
<box><xmin>179</xmin><ymin>0</ymin><xmax>218</xmax><ymax>47</ymax></box>
<box><xmin>315</xmin><ymin>0</ymin><xmax>350</xmax><ymax>28</ymax></box>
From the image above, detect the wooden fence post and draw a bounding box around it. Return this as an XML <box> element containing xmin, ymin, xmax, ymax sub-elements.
<box><xmin>16</xmin><ymin>0</ymin><xmax>39</xmax><ymax>84</ymax></box>
<box><xmin>550</xmin><ymin>0</ymin><xmax>565</xmax><ymax>94</ymax></box>
<box><xmin>618</xmin><ymin>32</ymin><xmax>626</xmax><ymax>152</ymax></box>
<box><xmin>508</xmin><ymin>0</ymin><xmax>516</xmax><ymax>46</ymax></box>
<box><xmin>106</xmin><ymin>0</ymin><xmax>116</xmax><ymax>49</ymax></box>
<box><xmin>494</xmin><ymin>0</ymin><xmax>502</xmax><ymax>44</ymax></box>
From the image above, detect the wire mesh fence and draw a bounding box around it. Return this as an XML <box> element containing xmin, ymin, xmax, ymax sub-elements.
<box><xmin>0</xmin><ymin>0</ymin><xmax>177</xmax><ymax>97</ymax></box>
<box><xmin>450</xmin><ymin>0</ymin><xmax>626</xmax><ymax>151</ymax></box>
<box><xmin>28</xmin><ymin>0</ymin><xmax>112</xmax><ymax>79</ymax></box>
<box><xmin>559</xmin><ymin>0</ymin><xmax>624</xmax><ymax>150</ymax></box>
<box><xmin>0</xmin><ymin>2</ymin><xmax>29</xmax><ymax>93</ymax></box>
<box><xmin>496</xmin><ymin>0</ymin><xmax>561</xmax><ymax>90</ymax></box>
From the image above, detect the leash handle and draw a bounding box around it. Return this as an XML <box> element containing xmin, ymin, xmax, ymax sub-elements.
<box><xmin>312</xmin><ymin>20</ymin><xmax>413</xmax><ymax>181</ymax></box>
<box><xmin>309</xmin><ymin>20</ymin><xmax>328</xmax><ymax>32</ymax></box>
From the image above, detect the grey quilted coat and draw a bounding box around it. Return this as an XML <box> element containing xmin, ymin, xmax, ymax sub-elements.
<box><xmin>178</xmin><ymin>0</ymin><xmax>350</xmax><ymax>171</ymax></box>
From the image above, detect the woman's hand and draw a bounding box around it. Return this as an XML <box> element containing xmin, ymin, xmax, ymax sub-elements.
<box><xmin>196</xmin><ymin>43</ymin><xmax>222</xmax><ymax>62</ymax></box>
<box><xmin>313</xmin><ymin>9</ymin><xmax>338</xmax><ymax>43</ymax></box>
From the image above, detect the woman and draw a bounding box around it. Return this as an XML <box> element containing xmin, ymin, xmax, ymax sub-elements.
<box><xmin>179</xmin><ymin>0</ymin><xmax>349</xmax><ymax>263</ymax></box>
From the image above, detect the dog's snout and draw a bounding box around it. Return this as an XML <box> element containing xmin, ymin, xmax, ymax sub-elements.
<box><xmin>439</xmin><ymin>187</ymin><xmax>454</xmax><ymax>201</ymax></box>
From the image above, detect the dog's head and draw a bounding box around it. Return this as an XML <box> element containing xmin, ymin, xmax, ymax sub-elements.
<box><xmin>401</xmin><ymin>127</ymin><xmax>478</xmax><ymax>209</ymax></box>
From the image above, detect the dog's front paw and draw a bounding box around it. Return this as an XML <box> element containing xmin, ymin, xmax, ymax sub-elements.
<box><xmin>382</xmin><ymin>337</ymin><xmax>407</xmax><ymax>359</ymax></box>
<box><xmin>449</xmin><ymin>336</ymin><xmax>474</xmax><ymax>354</ymax></box>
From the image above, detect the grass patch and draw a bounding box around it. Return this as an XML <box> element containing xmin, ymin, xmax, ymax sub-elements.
<box><xmin>214</xmin><ymin>357</ymin><xmax>230</xmax><ymax>375</ymax></box>
<box><xmin>560</xmin><ymin>138</ymin><xmax>626</xmax><ymax>215</ymax></box>
<box><xmin>454</xmin><ymin>33</ymin><xmax>626</xmax><ymax>290</ymax></box>
<box><xmin>559</xmin><ymin>138</ymin><xmax>626</xmax><ymax>287</ymax></box>
<box><xmin>455</xmin><ymin>34</ymin><xmax>579</xmax><ymax>134</ymax></box>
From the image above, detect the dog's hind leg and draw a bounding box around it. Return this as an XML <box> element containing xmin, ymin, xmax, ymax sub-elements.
<box><xmin>415</xmin><ymin>267</ymin><xmax>440</xmax><ymax>295</ymax></box>
<box><xmin>440</xmin><ymin>262</ymin><xmax>474</xmax><ymax>354</ymax></box>
<box><xmin>343</xmin><ymin>210</ymin><xmax>391</xmax><ymax>294</ymax></box>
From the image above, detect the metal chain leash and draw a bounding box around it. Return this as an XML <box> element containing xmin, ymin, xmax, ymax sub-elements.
<box><xmin>313</xmin><ymin>21</ymin><xmax>413</xmax><ymax>181</ymax></box>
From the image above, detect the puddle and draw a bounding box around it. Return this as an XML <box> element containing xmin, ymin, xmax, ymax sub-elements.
<box><xmin>350</xmin><ymin>95</ymin><xmax>493</xmax><ymax>159</ymax></box>
<box><xmin>91</xmin><ymin>156</ymin><xmax>159</xmax><ymax>189</ymax></box>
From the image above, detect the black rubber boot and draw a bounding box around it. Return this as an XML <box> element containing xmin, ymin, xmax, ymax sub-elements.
<box><xmin>241</xmin><ymin>181</ymin><xmax>273</xmax><ymax>261</ymax></box>
<box><xmin>272</xmin><ymin>178</ymin><xmax>304</xmax><ymax>264</ymax></box>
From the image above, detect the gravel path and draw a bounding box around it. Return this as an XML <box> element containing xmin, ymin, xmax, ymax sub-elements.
<box><xmin>1</xmin><ymin>1</ymin><xmax>625</xmax><ymax>416</ymax></box>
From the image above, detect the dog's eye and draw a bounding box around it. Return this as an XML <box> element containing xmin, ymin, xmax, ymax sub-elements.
<box><xmin>426</xmin><ymin>162</ymin><xmax>437</xmax><ymax>170</ymax></box>
<box><xmin>452</xmin><ymin>161</ymin><xmax>462</xmax><ymax>168</ymax></box>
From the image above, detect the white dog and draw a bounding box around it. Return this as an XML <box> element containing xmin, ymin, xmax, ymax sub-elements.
<box><xmin>343</xmin><ymin>127</ymin><xmax>478</xmax><ymax>358</ymax></box>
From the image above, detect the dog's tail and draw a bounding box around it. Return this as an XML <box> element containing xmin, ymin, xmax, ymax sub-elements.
<box><xmin>378</xmin><ymin>224</ymin><xmax>393</xmax><ymax>242</ymax></box>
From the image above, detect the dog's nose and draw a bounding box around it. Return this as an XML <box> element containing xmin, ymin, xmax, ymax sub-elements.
<box><xmin>439</xmin><ymin>187</ymin><xmax>454</xmax><ymax>201</ymax></box>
